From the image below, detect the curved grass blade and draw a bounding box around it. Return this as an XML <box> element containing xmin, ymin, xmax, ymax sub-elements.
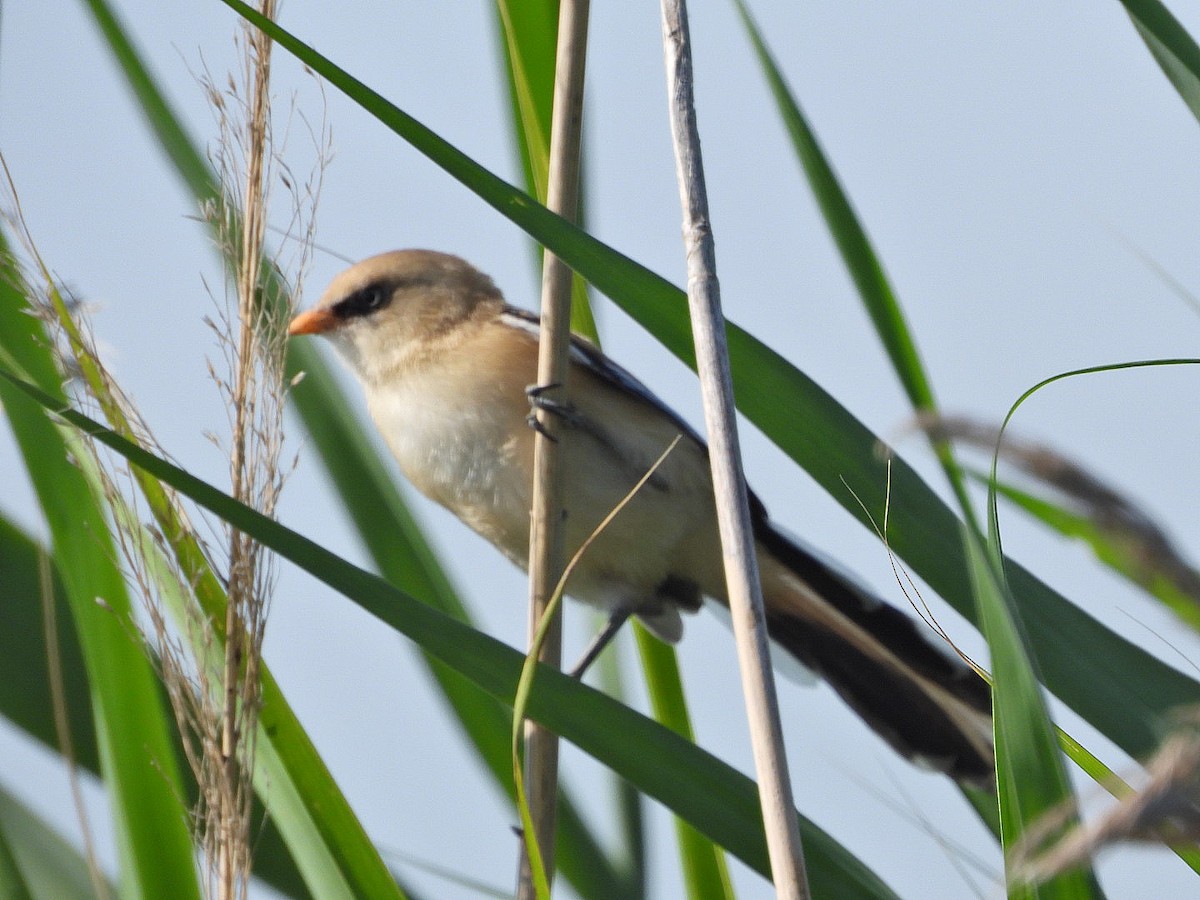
<box><xmin>213</xmin><ymin>0</ymin><xmax>1200</xmax><ymax>772</ymax></box>
<box><xmin>75</xmin><ymin>0</ymin><xmax>622</xmax><ymax>890</ymax></box>
<box><xmin>492</xmin><ymin>6</ymin><xmax>721</xmax><ymax>891</ymax></box>
<box><xmin>981</xmin><ymin>359</ymin><xmax>1200</xmax><ymax>894</ymax></box>
<box><xmin>511</xmin><ymin>436</ymin><xmax>682</xmax><ymax>900</ymax></box>
<box><xmin>0</xmin><ymin>368</ymin><xmax>899</xmax><ymax>899</ymax></box>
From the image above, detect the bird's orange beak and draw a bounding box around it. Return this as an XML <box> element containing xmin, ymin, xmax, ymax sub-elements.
<box><xmin>288</xmin><ymin>308</ymin><xmax>339</xmax><ymax>336</ymax></box>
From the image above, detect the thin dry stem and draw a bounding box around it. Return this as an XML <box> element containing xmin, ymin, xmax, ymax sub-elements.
<box><xmin>659</xmin><ymin>0</ymin><xmax>809</xmax><ymax>894</ymax></box>
<box><xmin>518</xmin><ymin>0</ymin><xmax>590</xmax><ymax>895</ymax></box>
<box><xmin>38</xmin><ymin>550</ymin><xmax>111</xmax><ymax>900</ymax></box>
<box><xmin>842</xmin><ymin>468</ymin><xmax>989</xmax><ymax>680</ymax></box>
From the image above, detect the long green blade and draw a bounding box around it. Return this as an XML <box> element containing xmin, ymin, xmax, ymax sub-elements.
<box><xmin>732</xmin><ymin>0</ymin><xmax>934</xmax><ymax>412</ymax></box>
<box><xmin>0</xmin><ymin>367</ymin><xmax>899</xmax><ymax>899</ymax></box>
<box><xmin>965</xmin><ymin>530</ymin><xmax>1096</xmax><ymax>899</ymax></box>
<box><xmin>1119</xmin><ymin>0</ymin><xmax>1200</xmax><ymax>124</ymax></box>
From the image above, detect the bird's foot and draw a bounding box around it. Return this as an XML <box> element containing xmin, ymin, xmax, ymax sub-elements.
<box><xmin>525</xmin><ymin>383</ymin><xmax>580</xmax><ymax>440</ymax></box>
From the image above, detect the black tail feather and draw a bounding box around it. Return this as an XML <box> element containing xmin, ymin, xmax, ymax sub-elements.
<box><xmin>758</xmin><ymin>523</ymin><xmax>994</xmax><ymax>785</ymax></box>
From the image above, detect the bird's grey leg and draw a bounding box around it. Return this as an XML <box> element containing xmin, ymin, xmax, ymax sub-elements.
<box><xmin>568</xmin><ymin>608</ymin><xmax>633</xmax><ymax>679</ymax></box>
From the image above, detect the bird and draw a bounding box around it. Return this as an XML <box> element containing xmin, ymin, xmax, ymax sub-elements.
<box><xmin>288</xmin><ymin>248</ymin><xmax>994</xmax><ymax>785</ymax></box>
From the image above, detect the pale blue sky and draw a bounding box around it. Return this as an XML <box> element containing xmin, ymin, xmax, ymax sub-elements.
<box><xmin>3</xmin><ymin>2</ymin><xmax>1200</xmax><ymax>897</ymax></box>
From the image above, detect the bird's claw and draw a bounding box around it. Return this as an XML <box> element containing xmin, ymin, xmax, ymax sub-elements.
<box><xmin>525</xmin><ymin>382</ymin><xmax>579</xmax><ymax>437</ymax></box>
<box><xmin>526</xmin><ymin>411</ymin><xmax>558</xmax><ymax>442</ymax></box>
<box><xmin>525</xmin><ymin>382</ymin><xmax>561</xmax><ymax>401</ymax></box>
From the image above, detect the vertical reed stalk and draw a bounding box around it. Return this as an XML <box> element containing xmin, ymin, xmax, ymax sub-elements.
<box><xmin>658</xmin><ymin>1</ymin><xmax>809</xmax><ymax>895</ymax></box>
<box><xmin>519</xmin><ymin>0</ymin><xmax>590</xmax><ymax>895</ymax></box>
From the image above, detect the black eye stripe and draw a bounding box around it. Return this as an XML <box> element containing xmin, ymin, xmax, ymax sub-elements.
<box><xmin>334</xmin><ymin>283</ymin><xmax>390</xmax><ymax>319</ymax></box>
<box><xmin>332</xmin><ymin>275</ymin><xmax>437</xmax><ymax>321</ymax></box>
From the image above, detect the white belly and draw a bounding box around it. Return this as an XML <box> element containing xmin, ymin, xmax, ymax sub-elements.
<box><xmin>363</xmin><ymin>364</ymin><xmax>725</xmax><ymax>637</ymax></box>
<box><xmin>367</xmin><ymin>375</ymin><xmax>534</xmax><ymax>562</ymax></box>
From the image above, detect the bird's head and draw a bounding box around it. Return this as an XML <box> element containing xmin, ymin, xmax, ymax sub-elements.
<box><xmin>288</xmin><ymin>249</ymin><xmax>503</xmax><ymax>384</ymax></box>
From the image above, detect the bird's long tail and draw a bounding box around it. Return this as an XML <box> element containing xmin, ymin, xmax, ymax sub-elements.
<box><xmin>756</xmin><ymin>523</ymin><xmax>994</xmax><ymax>786</ymax></box>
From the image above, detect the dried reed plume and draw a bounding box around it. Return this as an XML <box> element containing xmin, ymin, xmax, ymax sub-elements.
<box><xmin>194</xmin><ymin>2</ymin><xmax>324</xmax><ymax>895</ymax></box>
<box><xmin>1012</xmin><ymin>708</ymin><xmax>1200</xmax><ymax>884</ymax></box>
<box><xmin>913</xmin><ymin>412</ymin><xmax>1200</xmax><ymax>612</ymax></box>
<box><xmin>3</xmin><ymin>1</ymin><xmax>326</xmax><ymax>893</ymax></box>
<box><xmin>203</xmin><ymin>6</ymin><xmax>283</xmax><ymax>896</ymax></box>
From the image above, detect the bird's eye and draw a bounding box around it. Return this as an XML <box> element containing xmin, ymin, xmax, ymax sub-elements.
<box><xmin>361</xmin><ymin>287</ymin><xmax>385</xmax><ymax>310</ymax></box>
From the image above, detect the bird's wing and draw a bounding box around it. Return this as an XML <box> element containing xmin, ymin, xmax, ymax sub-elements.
<box><xmin>499</xmin><ymin>307</ymin><xmax>707</xmax><ymax>447</ymax></box>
